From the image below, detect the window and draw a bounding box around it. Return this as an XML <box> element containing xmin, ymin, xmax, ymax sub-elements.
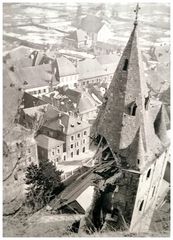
<box><xmin>77</xmin><ymin>149</ymin><xmax>79</xmax><ymax>155</ymax></box>
<box><xmin>129</xmin><ymin>102</ymin><xmax>137</xmax><ymax>116</ymax></box>
<box><xmin>28</xmin><ymin>148</ymin><xmax>31</xmax><ymax>154</ymax></box>
<box><xmin>34</xmin><ymin>91</ymin><xmax>37</xmax><ymax>95</ymax></box>
<box><xmin>123</xmin><ymin>59</ymin><xmax>129</xmax><ymax>71</ymax></box>
<box><xmin>84</xmin><ymin>131</ymin><xmax>87</xmax><ymax>136</ymax></box>
<box><xmin>28</xmin><ymin>157</ymin><xmax>32</xmax><ymax>162</ymax></box>
<box><xmin>57</xmin><ymin>149</ymin><xmax>60</xmax><ymax>153</ymax></box>
<box><xmin>83</xmin><ymin>147</ymin><xmax>85</xmax><ymax>153</ymax></box>
<box><xmin>77</xmin><ymin>133</ymin><xmax>80</xmax><ymax>138</ymax></box>
<box><xmin>83</xmin><ymin>82</ymin><xmax>85</xmax><ymax>85</ymax></box>
<box><xmin>71</xmin><ymin>144</ymin><xmax>73</xmax><ymax>149</ymax></box>
<box><xmin>139</xmin><ymin>200</ymin><xmax>144</xmax><ymax>211</ymax></box>
<box><xmin>43</xmin><ymin>89</ymin><xmax>46</xmax><ymax>93</ymax></box>
<box><xmin>71</xmin><ymin>136</ymin><xmax>74</xmax><ymax>141</ymax></box>
<box><xmin>52</xmin><ymin>151</ymin><xmax>55</xmax><ymax>156</ymax></box>
<box><xmin>83</xmin><ymin>139</ymin><xmax>85</xmax><ymax>144</ymax></box>
<box><xmin>76</xmin><ymin>142</ymin><xmax>79</xmax><ymax>147</ymax></box>
<box><xmin>64</xmin><ymin>156</ymin><xmax>66</xmax><ymax>161</ymax></box>
<box><xmin>147</xmin><ymin>169</ymin><xmax>151</xmax><ymax>178</ymax></box>
<box><xmin>137</xmin><ymin>159</ymin><xmax>140</xmax><ymax>165</ymax></box>
<box><xmin>145</xmin><ymin>96</ymin><xmax>149</xmax><ymax>110</ymax></box>
<box><xmin>38</xmin><ymin>90</ymin><xmax>41</xmax><ymax>94</ymax></box>
<box><xmin>71</xmin><ymin>152</ymin><xmax>73</xmax><ymax>158</ymax></box>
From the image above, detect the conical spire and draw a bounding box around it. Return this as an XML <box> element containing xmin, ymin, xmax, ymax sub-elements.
<box><xmin>95</xmin><ymin>14</ymin><xmax>148</xmax><ymax>153</ymax></box>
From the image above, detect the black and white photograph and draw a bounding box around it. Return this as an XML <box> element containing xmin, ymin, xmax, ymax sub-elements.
<box><xmin>2</xmin><ymin>1</ymin><xmax>171</xmax><ymax>237</ymax></box>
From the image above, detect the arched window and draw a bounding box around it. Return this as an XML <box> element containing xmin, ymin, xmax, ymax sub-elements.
<box><xmin>147</xmin><ymin>169</ymin><xmax>151</xmax><ymax>178</ymax></box>
<box><xmin>139</xmin><ymin>200</ymin><xmax>144</xmax><ymax>211</ymax></box>
<box><xmin>123</xmin><ymin>59</ymin><xmax>129</xmax><ymax>71</ymax></box>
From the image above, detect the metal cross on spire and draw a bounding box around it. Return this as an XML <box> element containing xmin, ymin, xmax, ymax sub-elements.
<box><xmin>134</xmin><ymin>3</ymin><xmax>141</xmax><ymax>25</ymax></box>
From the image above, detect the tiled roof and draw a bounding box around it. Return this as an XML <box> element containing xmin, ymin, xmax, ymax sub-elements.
<box><xmin>56</xmin><ymin>56</ymin><xmax>77</xmax><ymax>77</ymax></box>
<box><xmin>4</xmin><ymin>46</ymin><xmax>33</xmax><ymax>62</ymax></box>
<box><xmin>23</xmin><ymin>104</ymin><xmax>48</xmax><ymax>118</ymax></box>
<box><xmin>80</xmin><ymin>15</ymin><xmax>104</xmax><ymax>33</ymax></box>
<box><xmin>15</xmin><ymin>64</ymin><xmax>58</xmax><ymax>89</ymax></box>
<box><xmin>96</xmin><ymin>54</ymin><xmax>120</xmax><ymax>66</ymax></box>
<box><xmin>96</xmin><ymin>54</ymin><xmax>121</xmax><ymax>74</ymax></box>
<box><xmin>43</xmin><ymin>105</ymin><xmax>90</xmax><ymax>135</ymax></box>
<box><xmin>36</xmin><ymin>134</ymin><xmax>64</xmax><ymax>149</ymax></box>
<box><xmin>78</xmin><ymin>91</ymin><xmax>98</xmax><ymax>113</ymax></box>
<box><xmin>77</xmin><ymin>58</ymin><xmax>106</xmax><ymax>80</ymax></box>
<box><xmin>23</xmin><ymin>92</ymin><xmax>47</xmax><ymax>108</ymax></box>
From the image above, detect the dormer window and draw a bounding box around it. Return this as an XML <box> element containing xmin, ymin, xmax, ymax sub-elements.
<box><xmin>123</xmin><ymin>59</ymin><xmax>129</xmax><ymax>71</ymax></box>
<box><xmin>77</xmin><ymin>121</ymin><xmax>81</xmax><ymax>125</ymax></box>
<box><xmin>129</xmin><ymin>101</ymin><xmax>137</xmax><ymax>116</ymax></box>
<box><xmin>71</xmin><ymin>124</ymin><xmax>74</xmax><ymax>127</ymax></box>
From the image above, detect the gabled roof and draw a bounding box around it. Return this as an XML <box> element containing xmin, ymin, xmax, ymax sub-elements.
<box><xmin>78</xmin><ymin>91</ymin><xmax>98</xmax><ymax>113</ymax></box>
<box><xmin>56</xmin><ymin>56</ymin><xmax>77</xmax><ymax>77</ymax></box>
<box><xmin>77</xmin><ymin>58</ymin><xmax>106</xmax><ymax>80</ymax></box>
<box><xmin>43</xmin><ymin>105</ymin><xmax>90</xmax><ymax>135</ymax></box>
<box><xmin>23</xmin><ymin>104</ymin><xmax>48</xmax><ymax>118</ymax></box>
<box><xmin>96</xmin><ymin>54</ymin><xmax>121</xmax><ymax>74</ymax></box>
<box><xmin>80</xmin><ymin>15</ymin><xmax>104</xmax><ymax>33</ymax></box>
<box><xmin>23</xmin><ymin>92</ymin><xmax>47</xmax><ymax>108</ymax></box>
<box><xmin>15</xmin><ymin>64</ymin><xmax>57</xmax><ymax>89</ymax></box>
<box><xmin>4</xmin><ymin>46</ymin><xmax>33</xmax><ymax>62</ymax></box>
<box><xmin>65</xmin><ymin>29</ymin><xmax>88</xmax><ymax>42</ymax></box>
<box><xmin>36</xmin><ymin>134</ymin><xmax>64</xmax><ymax>149</ymax></box>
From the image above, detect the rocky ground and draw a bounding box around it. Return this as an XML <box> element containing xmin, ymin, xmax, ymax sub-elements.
<box><xmin>3</xmin><ymin>199</ymin><xmax>170</xmax><ymax>237</ymax></box>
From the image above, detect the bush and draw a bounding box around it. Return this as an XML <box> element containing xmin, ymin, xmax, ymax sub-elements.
<box><xmin>25</xmin><ymin>159</ymin><xmax>63</xmax><ymax>211</ymax></box>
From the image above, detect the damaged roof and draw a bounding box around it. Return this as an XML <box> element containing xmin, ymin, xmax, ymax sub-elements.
<box><xmin>93</xmin><ymin>24</ymin><xmax>169</xmax><ymax>171</ymax></box>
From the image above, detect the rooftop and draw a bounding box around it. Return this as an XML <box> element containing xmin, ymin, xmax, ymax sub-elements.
<box><xmin>15</xmin><ymin>63</ymin><xmax>57</xmax><ymax>89</ymax></box>
<box><xmin>77</xmin><ymin>58</ymin><xmax>106</xmax><ymax>80</ymax></box>
<box><xmin>43</xmin><ymin>105</ymin><xmax>90</xmax><ymax>135</ymax></box>
<box><xmin>56</xmin><ymin>56</ymin><xmax>78</xmax><ymax>77</ymax></box>
<box><xmin>65</xmin><ymin>29</ymin><xmax>88</xmax><ymax>42</ymax></box>
<box><xmin>80</xmin><ymin>15</ymin><xmax>104</xmax><ymax>33</ymax></box>
<box><xmin>36</xmin><ymin>134</ymin><xmax>64</xmax><ymax>149</ymax></box>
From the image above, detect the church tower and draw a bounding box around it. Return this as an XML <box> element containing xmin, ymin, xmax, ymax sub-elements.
<box><xmin>92</xmin><ymin>4</ymin><xmax>170</xmax><ymax>233</ymax></box>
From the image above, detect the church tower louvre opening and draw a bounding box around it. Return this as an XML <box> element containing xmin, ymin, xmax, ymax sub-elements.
<box><xmin>84</xmin><ymin>3</ymin><xmax>170</xmax><ymax>234</ymax></box>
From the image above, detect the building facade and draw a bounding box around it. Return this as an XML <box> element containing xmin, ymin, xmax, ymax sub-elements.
<box><xmin>36</xmin><ymin>134</ymin><xmax>65</xmax><ymax>168</ymax></box>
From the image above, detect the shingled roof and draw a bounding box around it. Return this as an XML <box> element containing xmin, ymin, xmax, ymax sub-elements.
<box><xmin>94</xmin><ymin>23</ymin><xmax>169</xmax><ymax>171</ymax></box>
